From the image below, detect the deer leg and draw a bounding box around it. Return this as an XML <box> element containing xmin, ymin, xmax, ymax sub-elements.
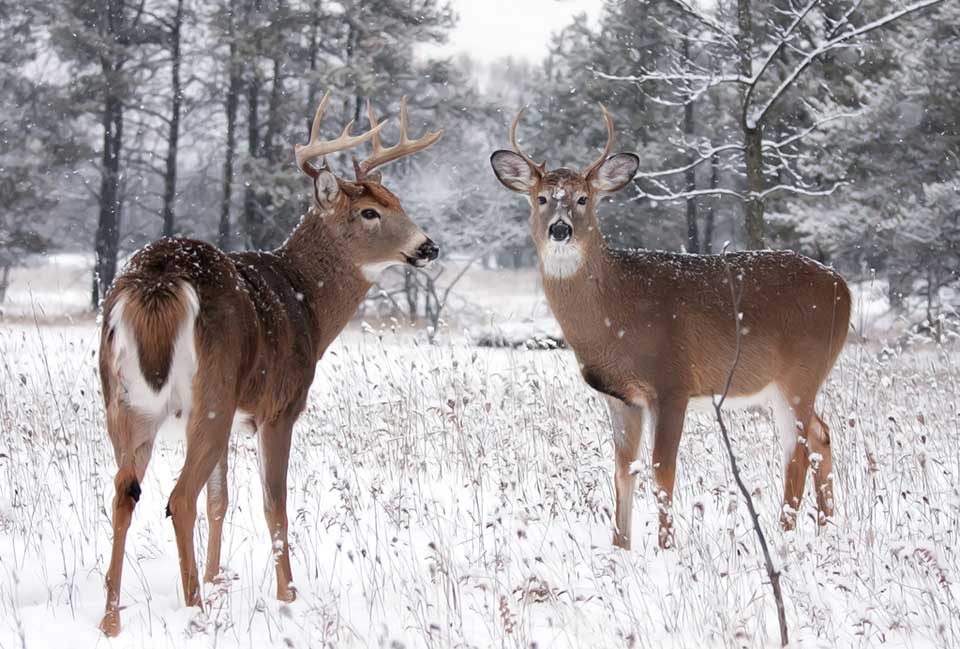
<box><xmin>608</xmin><ymin>398</ymin><xmax>644</xmax><ymax>550</ymax></box>
<box><xmin>652</xmin><ymin>396</ymin><xmax>687</xmax><ymax>549</ymax></box>
<box><xmin>776</xmin><ymin>389</ymin><xmax>816</xmax><ymax>531</ymax></box>
<box><xmin>259</xmin><ymin>416</ymin><xmax>297</xmax><ymax>602</ymax></box>
<box><xmin>781</xmin><ymin>440</ymin><xmax>810</xmax><ymax>530</ymax></box>
<box><xmin>100</xmin><ymin>406</ymin><xmax>158</xmax><ymax>637</ymax></box>
<box><xmin>166</xmin><ymin>396</ymin><xmax>234</xmax><ymax>608</ymax></box>
<box><xmin>808</xmin><ymin>412</ymin><xmax>834</xmax><ymax>525</ymax></box>
<box><xmin>203</xmin><ymin>446</ymin><xmax>229</xmax><ymax>584</ymax></box>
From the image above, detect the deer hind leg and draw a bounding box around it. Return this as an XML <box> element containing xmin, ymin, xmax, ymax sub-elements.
<box><xmin>203</xmin><ymin>446</ymin><xmax>229</xmax><ymax>584</ymax></box>
<box><xmin>808</xmin><ymin>412</ymin><xmax>834</xmax><ymax>524</ymax></box>
<box><xmin>608</xmin><ymin>397</ymin><xmax>644</xmax><ymax>550</ymax></box>
<box><xmin>774</xmin><ymin>386</ymin><xmax>831</xmax><ymax>530</ymax></box>
<box><xmin>652</xmin><ymin>396</ymin><xmax>687</xmax><ymax>549</ymax></box>
<box><xmin>166</xmin><ymin>388</ymin><xmax>235</xmax><ymax>608</ymax></box>
<box><xmin>259</xmin><ymin>416</ymin><xmax>297</xmax><ymax>602</ymax></box>
<box><xmin>100</xmin><ymin>405</ymin><xmax>159</xmax><ymax>637</ymax></box>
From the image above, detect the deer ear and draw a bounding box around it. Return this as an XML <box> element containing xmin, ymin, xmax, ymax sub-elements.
<box><xmin>589</xmin><ymin>153</ymin><xmax>640</xmax><ymax>194</ymax></box>
<box><xmin>490</xmin><ymin>150</ymin><xmax>539</xmax><ymax>193</ymax></box>
<box><xmin>313</xmin><ymin>169</ymin><xmax>341</xmax><ymax>206</ymax></box>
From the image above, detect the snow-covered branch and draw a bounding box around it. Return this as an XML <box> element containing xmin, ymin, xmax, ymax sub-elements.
<box><xmin>764</xmin><ymin>112</ymin><xmax>858</xmax><ymax>150</ymax></box>
<box><xmin>636</xmin><ymin>144</ymin><xmax>743</xmax><ymax>179</ymax></box>
<box><xmin>748</xmin><ymin>0</ymin><xmax>945</xmax><ymax>127</ymax></box>
<box><xmin>632</xmin><ymin>186</ymin><xmax>748</xmax><ymax>203</ymax></box>
<box><xmin>663</xmin><ymin>0</ymin><xmax>739</xmax><ymax>47</ymax></box>
<box><xmin>742</xmin><ymin>0</ymin><xmax>823</xmax><ymax>113</ymax></box>
<box><xmin>758</xmin><ymin>181</ymin><xmax>846</xmax><ymax>200</ymax></box>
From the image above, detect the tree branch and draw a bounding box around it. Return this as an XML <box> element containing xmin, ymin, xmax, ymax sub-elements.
<box><xmin>748</xmin><ymin>0</ymin><xmax>944</xmax><ymax>127</ymax></box>
<box><xmin>713</xmin><ymin>250</ymin><xmax>789</xmax><ymax>647</ymax></box>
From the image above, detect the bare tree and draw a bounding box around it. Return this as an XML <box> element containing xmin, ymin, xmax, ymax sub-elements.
<box><xmin>598</xmin><ymin>0</ymin><xmax>944</xmax><ymax>248</ymax></box>
<box><xmin>48</xmin><ymin>0</ymin><xmax>166</xmax><ymax>306</ymax></box>
<box><xmin>161</xmin><ymin>0</ymin><xmax>185</xmax><ymax>238</ymax></box>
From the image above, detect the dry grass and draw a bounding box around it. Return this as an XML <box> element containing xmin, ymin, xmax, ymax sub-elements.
<box><xmin>0</xmin><ymin>321</ymin><xmax>958</xmax><ymax>648</ymax></box>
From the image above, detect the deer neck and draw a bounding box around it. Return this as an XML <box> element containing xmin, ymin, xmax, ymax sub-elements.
<box><xmin>540</xmin><ymin>235</ymin><xmax>621</xmax><ymax>352</ymax></box>
<box><xmin>278</xmin><ymin>206</ymin><xmax>372</xmax><ymax>356</ymax></box>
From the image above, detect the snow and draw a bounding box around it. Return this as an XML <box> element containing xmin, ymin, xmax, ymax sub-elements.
<box><xmin>1</xmin><ymin>312</ymin><xmax>959</xmax><ymax>647</ymax></box>
<box><xmin>1</xmin><ymin>253</ymin><xmax>93</xmax><ymax>318</ymax></box>
<box><xmin>1</xmin><ymin>258</ymin><xmax>959</xmax><ymax>647</ymax></box>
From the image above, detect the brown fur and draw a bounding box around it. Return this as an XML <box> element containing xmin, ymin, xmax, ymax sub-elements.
<box><xmin>492</xmin><ymin>144</ymin><xmax>852</xmax><ymax>551</ymax></box>
<box><xmin>98</xmin><ymin>173</ymin><xmax>434</xmax><ymax>636</ymax></box>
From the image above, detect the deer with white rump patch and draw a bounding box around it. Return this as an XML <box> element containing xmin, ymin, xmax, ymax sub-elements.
<box><xmin>490</xmin><ymin>106</ymin><xmax>850</xmax><ymax>550</ymax></box>
<box><xmin>97</xmin><ymin>92</ymin><xmax>442</xmax><ymax>636</ymax></box>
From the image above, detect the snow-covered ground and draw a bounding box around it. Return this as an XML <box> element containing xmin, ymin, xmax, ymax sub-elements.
<box><xmin>2</xmin><ymin>320</ymin><xmax>959</xmax><ymax>648</ymax></box>
<box><xmin>1</xmin><ymin>254</ymin><xmax>94</xmax><ymax>319</ymax></box>
<box><xmin>1</xmin><ymin>257</ymin><xmax>959</xmax><ymax>648</ymax></box>
<box><xmin>6</xmin><ymin>253</ymin><xmax>954</xmax><ymax>342</ymax></box>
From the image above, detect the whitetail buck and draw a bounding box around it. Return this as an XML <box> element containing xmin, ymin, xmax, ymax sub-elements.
<box><xmin>97</xmin><ymin>92</ymin><xmax>442</xmax><ymax>635</ymax></box>
<box><xmin>490</xmin><ymin>106</ymin><xmax>851</xmax><ymax>550</ymax></box>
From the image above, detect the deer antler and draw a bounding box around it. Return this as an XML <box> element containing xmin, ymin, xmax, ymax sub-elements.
<box><xmin>582</xmin><ymin>103</ymin><xmax>615</xmax><ymax>178</ymax></box>
<box><xmin>510</xmin><ymin>107</ymin><xmax>545</xmax><ymax>173</ymax></box>
<box><xmin>356</xmin><ymin>96</ymin><xmax>443</xmax><ymax>177</ymax></box>
<box><xmin>295</xmin><ymin>90</ymin><xmax>388</xmax><ymax>177</ymax></box>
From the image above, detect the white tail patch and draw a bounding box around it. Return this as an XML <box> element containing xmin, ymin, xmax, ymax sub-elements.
<box><xmin>109</xmin><ymin>283</ymin><xmax>200</xmax><ymax>421</ymax></box>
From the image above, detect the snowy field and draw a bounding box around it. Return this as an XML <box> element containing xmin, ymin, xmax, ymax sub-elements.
<box><xmin>1</xmin><ymin>260</ymin><xmax>959</xmax><ymax>648</ymax></box>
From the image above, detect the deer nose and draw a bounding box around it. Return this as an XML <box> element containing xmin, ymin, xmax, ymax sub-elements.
<box><xmin>417</xmin><ymin>239</ymin><xmax>439</xmax><ymax>261</ymax></box>
<box><xmin>549</xmin><ymin>221</ymin><xmax>572</xmax><ymax>242</ymax></box>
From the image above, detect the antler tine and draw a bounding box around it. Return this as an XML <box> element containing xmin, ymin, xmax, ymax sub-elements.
<box><xmin>357</xmin><ymin>96</ymin><xmax>444</xmax><ymax>177</ymax></box>
<box><xmin>510</xmin><ymin>106</ymin><xmax>545</xmax><ymax>172</ymax></box>
<box><xmin>366</xmin><ymin>98</ymin><xmax>385</xmax><ymax>154</ymax></box>
<box><xmin>308</xmin><ymin>91</ymin><xmax>331</xmax><ymax>144</ymax></box>
<box><xmin>398</xmin><ymin>96</ymin><xmax>410</xmax><ymax>143</ymax></box>
<box><xmin>582</xmin><ymin>103</ymin><xmax>616</xmax><ymax>177</ymax></box>
<box><xmin>295</xmin><ymin>90</ymin><xmax>389</xmax><ymax>177</ymax></box>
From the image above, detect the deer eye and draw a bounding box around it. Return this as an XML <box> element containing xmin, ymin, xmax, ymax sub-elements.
<box><xmin>577</xmin><ymin>196</ymin><xmax>588</xmax><ymax>206</ymax></box>
<box><xmin>360</xmin><ymin>208</ymin><xmax>381</xmax><ymax>220</ymax></box>
<box><xmin>537</xmin><ymin>196</ymin><xmax>547</xmax><ymax>205</ymax></box>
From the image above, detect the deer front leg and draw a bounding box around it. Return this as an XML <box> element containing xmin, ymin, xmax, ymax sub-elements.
<box><xmin>608</xmin><ymin>397</ymin><xmax>644</xmax><ymax>550</ymax></box>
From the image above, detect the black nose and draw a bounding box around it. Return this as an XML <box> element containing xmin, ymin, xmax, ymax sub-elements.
<box><xmin>549</xmin><ymin>221</ymin><xmax>572</xmax><ymax>242</ymax></box>
<box><xmin>417</xmin><ymin>239</ymin><xmax>439</xmax><ymax>261</ymax></box>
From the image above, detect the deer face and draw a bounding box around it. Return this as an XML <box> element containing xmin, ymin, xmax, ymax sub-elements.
<box><xmin>312</xmin><ymin>170</ymin><xmax>438</xmax><ymax>281</ymax></box>
<box><xmin>490</xmin><ymin>109</ymin><xmax>639</xmax><ymax>280</ymax></box>
<box><xmin>295</xmin><ymin>92</ymin><xmax>443</xmax><ymax>283</ymax></box>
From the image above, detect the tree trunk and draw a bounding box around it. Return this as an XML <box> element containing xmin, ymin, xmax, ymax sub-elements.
<box><xmin>743</xmin><ymin>125</ymin><xmax>766</xmax><ymax>248</ymax></box>
<box><xmin>737</xmin><ymin>0</ymin><xmax>766</xmax><ymax>250</ymax></box>
<box><xmin>161</xmin><ymin>0</ymin><xmax>184</xmax><ymax>238</ymax></box>
<box><xmin>404</xmin><ymin>270</ymin><xmax>419</xmax><ymax>321</ymax></box>
<box><xmin>0</xmin><ymin>264</ymin><xmax>10</xmax><ymax>304</ymax></box>
<box><xmin>93</xmin><ymin>91</ymin><xmax>124</xmax><ymax>307</ymax></box>
<box><xmin>242</xmin><ymin>70</ymin><xmax>261</xmax><ymax>249</ymax></box>
<box><xmin>704</xmin><ymin>151</ymin><xmax>719</xmax><ymax>253</ymax></box>
<box><xmin>682</xmin><ymin>37</ymin><xmax>699</xmax><ymax>253</ymax></box>
<box><xmin>305</xmin><ymin>0</ymin><xmax>321</xmax><ymax>136</ymax></box>
<box><xmin>218</xmin><ymin>38</ymin><xmax>242</xmax><ymax>250</ymax></box>
<box><xmin>888</xmin><ymin>271</ymin><xmax>912</xmax><ymax>312</ymax></box>
<box><xmin>263</xmin><ymin>57</ymin><xmax>283</xmax><ymax>162</ymax></box>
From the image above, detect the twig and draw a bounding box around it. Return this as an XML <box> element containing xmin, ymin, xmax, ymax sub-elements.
<box><xmin>713</xmin><ymin>248</ymin><xmax>789</xmax><ymax>647</ymax></box>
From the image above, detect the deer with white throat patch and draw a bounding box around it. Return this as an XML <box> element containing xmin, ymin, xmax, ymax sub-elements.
<box><xmin>490</xmin><ymin>105</ymin><xmax>850</xmax><ymax>550</ymax></box>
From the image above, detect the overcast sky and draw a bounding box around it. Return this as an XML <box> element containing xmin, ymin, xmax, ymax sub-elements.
<box><xmin>425</xmin><ymin>0</ymin><xmax>605</xmax><ymax>64</ymax></box>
